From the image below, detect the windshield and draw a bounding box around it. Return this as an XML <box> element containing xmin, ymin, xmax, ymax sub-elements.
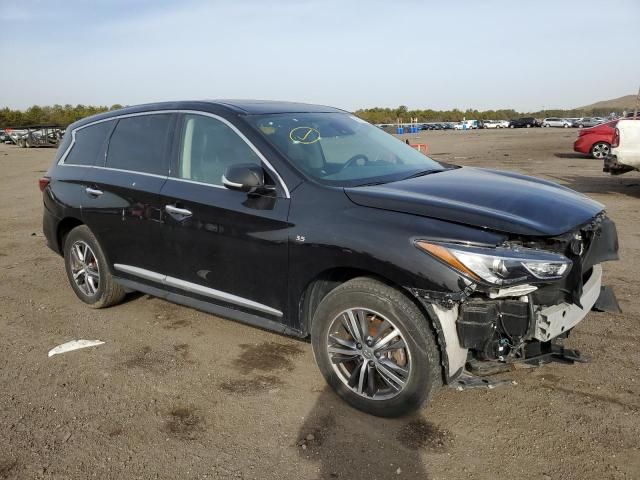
<box><xmin>247</xmin><ymin>112</ymin><xmax>445</xmax><ymax>186</ymax></box>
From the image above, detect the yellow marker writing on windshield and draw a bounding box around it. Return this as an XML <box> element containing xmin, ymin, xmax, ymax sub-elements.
<box><xmin>289</xmin><ymin>126</ymin><xmax>321</xmax><ymax>144</ymax></box>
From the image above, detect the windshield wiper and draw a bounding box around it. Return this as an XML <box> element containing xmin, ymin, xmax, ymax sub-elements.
<box><xmin>356</xmin><ymin>169</ymin><xmax>443</xmax><ymax>187</ymax></box>
<box><xmin>402</xmin><ymin>169</ymin><xmax>443</xmax><ymax>180</ymax></box>
<box><xmin>356</xmin><ymin>180</ymin><xmax>389</xmax><ymax>187</ymax></box>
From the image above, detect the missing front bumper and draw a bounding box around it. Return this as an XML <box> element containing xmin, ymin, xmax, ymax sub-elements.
<box><xmin>534</xmin><ymin>265</ymin><xmax>602</xmax><ymax>342</ymax></box>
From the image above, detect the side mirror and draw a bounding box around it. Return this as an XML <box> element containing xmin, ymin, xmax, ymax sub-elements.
<box><xmin>222</xmin><ymin>163</ymin><xmax>274</xmax><ymax>194</ymax></box>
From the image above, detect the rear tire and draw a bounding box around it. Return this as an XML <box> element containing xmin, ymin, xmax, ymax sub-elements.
<box><xmin>63</xmin><ymin>225</ymin><xmax>126</xmax><ymax>309</ymax></box>
<box><xmin>310</xmin><ymin>277</ymin><xmax>441</xmax><ymax>417</ymax></box>
<box><xmin>590</xmin><ymin>142</ymin><xmax>610</xmax><ymax>159</ymax></box>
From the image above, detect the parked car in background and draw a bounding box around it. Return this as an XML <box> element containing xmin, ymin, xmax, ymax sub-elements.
<box><xmin>453</xmin><ymin>123</ymin><xmax>464</xmax><ymax>130</ymax></box>
<box><xmin>542</xmin><ymin>117</ymin><xmax>571</xmax><ymax>128</ymax></box>
<box><xmin>14</xmin><ymin>126</ymin><xmax>64</xmax><ymax>148</ymax></box>
<box><xmin>574</xmin><ymin>117</ymin><xmax>604</xmax><ymax>128</ymax></box>
<box><xmin>41</xmin><ymin>100</ymin><xmax>619</xmax><ymax>417</ymax></box>
<box><xmin>573</xmin><ymin>120</ymin><xmax>618</xmax><ymax>159</ymax></box>
<box><xmin>508</xmin><ymin>117</ymin><xmax>537</xmax><ymax>128</ymax></box>
<box><xmin>0</xmin><ymin>130</ymin><xmax>10</xmax><ymax>143</ymax></box>
<box><xmin>483</xmin><ymin>120</ymin><xmax>508</xmax><ymax>129</ymax></box>
<box><xmin>605</xmin><ymin>119</ymin><xmax>640</xmax><ymax>175</ymax></box>
<box><xmin>7</xmin><ymin>129</ymin><xmax>27</xmax><ymax>145</ymax></box>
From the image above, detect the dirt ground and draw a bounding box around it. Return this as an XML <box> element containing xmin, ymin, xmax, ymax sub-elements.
<box><xmin>1</xmin><ymin>128</ymin><xmax>639</xmax><ymax>480</ymax></box>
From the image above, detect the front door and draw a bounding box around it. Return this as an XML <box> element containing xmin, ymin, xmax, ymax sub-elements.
<box><xmin>158</xmin><ymin>113</ymin><xmax>291</xmax><ymax>322</ymax></box>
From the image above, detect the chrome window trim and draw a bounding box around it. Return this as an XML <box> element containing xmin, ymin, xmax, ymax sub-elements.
<box><xmin>58</xmin><ymin>109</ymin><xmax>290</xmax><ymax>198</ymax></box>
<box><xmin>113</xmin><ymin>263</ymin><xmax>283</xmax><ymax>318</ymax></box>
<box><xmin>167</xmin><ymin>176</ymin><xmax>226</xmax><ymax>190</ymax></box>
<box><xmin>92</xmin><ymin>165</ymin><xmax>168</xmax><ymax>180</ymax></box>
<box><xmin>51</xmin><ymin>163</ymin><xmax>170</xmax><ymax>181</ymax></box>
<box><xmin>221</xmin><ymin>175</ymin><xmax>243</xmax><ymax>188</ymax></box>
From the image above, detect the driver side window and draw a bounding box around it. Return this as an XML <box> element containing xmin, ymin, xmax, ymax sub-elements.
<box><xmin>179</xmin><ymin>114</ymin><xmax>261</xmax><ymax>186</ymax></box>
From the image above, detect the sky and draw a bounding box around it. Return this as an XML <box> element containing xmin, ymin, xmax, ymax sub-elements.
<box><xmin>1</xmin><ymin>0</ymin><xmax>639</xmax><ymax>112</ymax></box>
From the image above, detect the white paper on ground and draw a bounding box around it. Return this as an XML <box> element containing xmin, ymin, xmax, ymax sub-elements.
<box><xmin>48</xmin><ymin>339</ymin><xmax>105</xmax><ymax>357</ymax></box>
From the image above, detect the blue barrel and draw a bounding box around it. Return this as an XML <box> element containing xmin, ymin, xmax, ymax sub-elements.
<box><xmin>396</xmin><ymin>127</ymin><xmax>404</xmax><ymax>134</ymax></box>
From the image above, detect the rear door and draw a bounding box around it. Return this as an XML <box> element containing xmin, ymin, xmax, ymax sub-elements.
<box><xmin>51</xmin><ymin>121</ymin><xmax>114</xmax><ymax>231</ymax></box>
<box><xmin>157</xmin><ymin>112</ymin><xmax>291</xmax><ymax>322</ymax></box>
<box><xmin>81</xmin><ymin>112</ymin><xmax>177</xmax><ymax>274</ymax></box>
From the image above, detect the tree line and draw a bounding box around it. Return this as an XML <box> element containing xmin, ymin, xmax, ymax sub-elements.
<box><xmin>354</xmin><ymin>105</ymin><xmax>622</xmax><ymax>124</ymax></box>
<box><xmin>0</xmin><ymin>104</ymin><xmax>123</xmax><ymax>128</ymax></box>
<box><xmin>0</xmin><ymin>103</ymin><xmax>623</xmax><ymax>128</ymax></box>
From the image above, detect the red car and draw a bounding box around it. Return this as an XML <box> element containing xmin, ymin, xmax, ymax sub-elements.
<box><xmin>573</xmin><ymin>120</ymin><xmax>618</xmax><ymax>159</ymax></box>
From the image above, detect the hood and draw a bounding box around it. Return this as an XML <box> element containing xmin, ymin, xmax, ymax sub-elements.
<box><xmin>344</xmin><ymin>167</ymin><xmax>604</xmax><ymax>236</ymax></box>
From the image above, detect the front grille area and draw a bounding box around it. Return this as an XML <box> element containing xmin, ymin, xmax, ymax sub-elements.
<box><xmin>516</xmin><ymin>213</ymin><xmax>618</xmax><ymax>308</ymax></box>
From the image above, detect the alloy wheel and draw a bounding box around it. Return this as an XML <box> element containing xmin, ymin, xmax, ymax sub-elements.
<box><xmin>326</xmin><ymin>308</ymin><xmax>412</xmax><ymax>400</ymax></box>
<box><xmin>69</xmin><ymin>240</ymin><xmax>100</xmax><ymax>296</ymax></box>
<box><xmin>591</xmin><ymin>142</ymin><xmax>610</xmax><ymax>159</ymax></box>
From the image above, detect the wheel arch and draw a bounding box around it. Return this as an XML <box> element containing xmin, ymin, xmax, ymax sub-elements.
<box><xmin>56</xmin><ymin>217</ymin><xmax>84</xmax><ymax>256</ymax></box>
<box><xmin>297</xmin><ymin>267</ymin><xmax>448</xmax><ymax>383</ymax></box>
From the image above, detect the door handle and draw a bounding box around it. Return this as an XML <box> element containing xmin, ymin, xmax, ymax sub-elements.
<box><xmin>85</xmin><ymin>187</ymin><xmax>104</xmax><ymax>197</ymax></box>
<box><xmin>165</xmin><ymin>205</ymin><xmax>193</xmax><ymax>217</ymax></box>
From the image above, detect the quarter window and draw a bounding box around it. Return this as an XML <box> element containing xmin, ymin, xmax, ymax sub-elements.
<box><xmin>178</xmin><ymin>114</ymin><xmax>261</xmax><ymax>186</ymax></box>
<box><xmin>64</xmin><ymin>121</ymin><xmax>114</xmax><ymax>166</ymax></box>
<box><xmin>106</xmin><ymin>114</ymin><xmax>172</xmax><ymax>175</ymax></box>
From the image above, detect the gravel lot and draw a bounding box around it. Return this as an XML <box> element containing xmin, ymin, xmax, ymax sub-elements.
<box><xmin>1</xmin><ymin>128</ymin><xmax>638</xmax><ymax>480</ymax></box>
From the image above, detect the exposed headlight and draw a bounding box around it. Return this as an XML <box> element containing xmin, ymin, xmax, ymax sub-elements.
<box><xmin>415</xmin><ymin>241</ymin><xmax>572</xmax><ymax>286</ymax></box>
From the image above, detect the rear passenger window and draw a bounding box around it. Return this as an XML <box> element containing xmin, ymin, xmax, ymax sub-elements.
<box><xmin>178</xmin><ymin>114</ymin><xmax>261</xmax><ymax>186</ymax></box>
<box><xmin>106</xmin><ymin>114</ymin><xmax>172</xmax><ymax>175</ymax></box>
<box><xmin>64</xmin><ymin>121</ymin><xmax>113</xmax><ymax>166</ymax></box>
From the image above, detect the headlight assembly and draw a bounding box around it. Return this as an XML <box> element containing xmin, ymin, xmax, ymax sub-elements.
<box><xmin>415</xmin><ymin>241</ymin><xmax>572</xmax><ymax>286</ymax></box>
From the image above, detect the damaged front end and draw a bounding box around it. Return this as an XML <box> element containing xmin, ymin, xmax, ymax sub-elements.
<box><xmin>410</xmin><ymin>212</ymin><xmax>619</xmax><ymax>381</ymax></box>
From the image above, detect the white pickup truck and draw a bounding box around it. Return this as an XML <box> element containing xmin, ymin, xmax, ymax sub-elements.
<box><xmin>604</xmin><ymin>119</ymin><xmax>640</xmax><ymax>174</ymax></box>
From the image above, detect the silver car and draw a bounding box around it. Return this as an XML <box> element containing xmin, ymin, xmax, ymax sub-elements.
<box><xmin>542</xmin><ymin>117</ymin><xmax>571</xmax><ymax>128</ymax></box>
<box><xmin>575</xmin><ymin>117</ymin><xmax>604</xmax><ymax>128</ymax></box>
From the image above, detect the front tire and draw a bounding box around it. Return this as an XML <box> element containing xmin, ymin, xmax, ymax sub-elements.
<box><xmin>311</xmin><ymin>277</ymin><xmax>441</xmax><ymax>417</ymax></box>
<box><xmin>63</xmin><ymin>225</ymin><xmax>126</xmax><ymax>308</ymax></box>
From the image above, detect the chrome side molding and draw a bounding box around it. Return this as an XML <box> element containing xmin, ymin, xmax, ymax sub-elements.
<box><xmin>113</xmin><ymin>263</ymin><xmax>283</xmax><ymax>317</ymax></box>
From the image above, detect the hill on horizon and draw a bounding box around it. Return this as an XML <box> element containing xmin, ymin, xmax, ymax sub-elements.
<box><xmin>579</xmin><ymin>94</ymin><xmax>638</xmax><ymax>111</ymax></box>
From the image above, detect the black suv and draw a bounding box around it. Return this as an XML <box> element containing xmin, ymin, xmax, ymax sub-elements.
<box><xmin>508</xmin><ymin>117</ymin><xmax>538</xmax><ymax>128</ymax></box>
<box><xmin>41</xmin><ymin>100</ymin><xmax>618</xmax><ymax>417</ymax></box>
